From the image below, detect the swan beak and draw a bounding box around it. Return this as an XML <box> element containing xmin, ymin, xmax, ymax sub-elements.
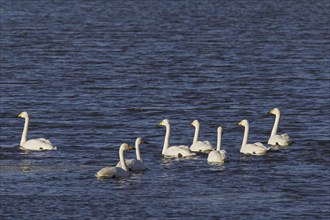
<box><xmin>128</xmin><ymin>145</ymin><xmax>135</xmax><ymax>150</ymax></box>
<box><xmin>237</xmin><ymin>121</ymin><xmax>242</xmax><ymax>126</ymax></box>
<box><xmin>17</xmin><ymin>113</ymin><xmax>23</xmax><ymax>118</ymax></box>
<box><xmin>159</xmin><ymin>121</ymin><xmax>163</xmax><ymax>126</ymax></box>
<box><xmin>268</xmin><ymin>108</ymin><xmax>276</xmax><ymax>115</ymax></box>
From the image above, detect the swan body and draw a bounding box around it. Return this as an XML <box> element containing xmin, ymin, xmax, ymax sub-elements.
<box><xmin>268</xmin><ymin>108</ymin><xmax>291</xmax><ymax>147</ymax></box>
<box><xmin>116</xmin><ymin>137</ymin><xmax>147</xmax><ymax>171</ymax></box>
<box><xmin>17</xmin><ymin>111</ymin><xmax>57</xmax><ymax>151</ymax></box>
<box><xmin>190</xmin><ymin>120</ymin><xmax>213</xmax><ymax>153</ymax></box>
<box><xmin>208</xmin><ymin>126</ymin><xmax>227</xmax><ymax>164</ymax></box>
<box><xmin>159</xmin><ymin>119</ymin><xmax>196</xmax><ymax>158</ymax></box>
<box><xmin>238</xmin><ymin>119</ymin><xmax>270</xmax><ymax>155</ymax></box>
<box><xmin>96</xmin><ymin>143</ymin><xmax>134</xmax><ymax>179</ymax></box>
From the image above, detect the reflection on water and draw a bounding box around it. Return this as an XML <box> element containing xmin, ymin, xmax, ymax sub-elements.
<box><xmin>0</xmin><ymin>0</ymin><xmax>329</xmax><ymax>219</ymax></box>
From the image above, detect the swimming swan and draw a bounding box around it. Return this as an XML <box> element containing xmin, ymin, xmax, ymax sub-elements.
<box><xmin>238</xmin><ymin>119</ymin><xmax>270</xmax><ymax>155</ymax></box>
<box><xmin>116</xmin><ymin>137</ymin><xmax>147</xmax><ymax>171</ymax></box>
<box><xmin>268</xmin><ymin>108</ymin><xmax>291</xmax><ymax>147</ymax></box>
<box><xmin>190</xmin><ymin>120</ymin><xmax>213</xmax><ymax>153</ymax></box>
<box><xmin>17</xmin><ymin>111</ymin><xmax>57</xmax><ymax>151</ymax></box>
<box><xmin>96</xmin><ymin>143</ymin><xmax>134</xmax><ymax>179</ymax></box>
<box><xmin>207</xmin><ymin>126</ymin><xmax>227</xmax><ymax>164</ymax></box>
<box><xmin>159</xmin><ymin>119</ymin><xmax>196</xmax><ymax>158</ymax></box>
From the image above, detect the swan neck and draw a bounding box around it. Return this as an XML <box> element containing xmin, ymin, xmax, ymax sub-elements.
<box><xmin>271</xmin><ymin>113</ymin><xmax>280</xmax><ymax>136</ymax></box>
<box><xmin>242</xmin><ymin>124</ymin><xmax>249</xmax><ymax>148</ymax></box>
<box><xmin>119</xmin><ymin>147</ymin><xmax>128</xmax><ymax>171</ymax></box>
<box><xmin>162</xmin><ymin>124</ymin><xmax>170</xmax><ymax>154</ymax></box>
<box><xmin>193</xmin><ymin>124</ymin><xmax>200</xmax><ymax>143</ymax></box>
<box><xmin>135</xmin><ymin>141</ymin><xmax>142</xmax><ymax>161</ymax></box>
<box><xmin>216</xmin><ymin>129</ymin><xmax>222</xmax><ymax>151</ymax></box>
<box><xmin>20</xmin><ymin>117</ymin><xmax>29</xmax><ymax>146</ymax></box>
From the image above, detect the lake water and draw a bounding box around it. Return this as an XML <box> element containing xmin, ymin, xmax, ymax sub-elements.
<box><xmin>0</xmin><ymin>0</ymin><xmax>329</xmax><ymax>219</ymax></box>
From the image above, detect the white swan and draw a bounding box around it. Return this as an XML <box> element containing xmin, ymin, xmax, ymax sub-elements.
<box><xmin>96</xmin><ymin>143</ymin><xmax>134</xmax><ymax>179</ymax></box>
<box><xmin>190</xmin><ymin>120</ymin><xmax>213</xmax><ymax>153</ymax></box>
<box><xmin>159</xmin><ymin>119</ymin><xmax>196</xmax><ymax>158</ymax></box>
<box><xmin>17</xmin><ymin>111</ymin><xmax>57</xmax><ymax>151</ymax></box>
<box><xmin>116</xmin><ymin>137</ymin><xmax>147</xmax><ymax>171</ymax></box>
<box><xmin>238</xmin><ymin>119</ymin><xmax>270</xmax><ymax>155</ymax></box>
<box><xmin>207</xmin><ymin>126</ymin><xmax>227</xmax><ymax>164</ymax></box>
<box><xmin>268</xmin><ymin>108</ymin><xmax>291</xmax><ymax>147</ymax></box>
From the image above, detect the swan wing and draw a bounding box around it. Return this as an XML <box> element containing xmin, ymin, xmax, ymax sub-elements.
<box><xmin>280</xmin><ymin>133</ymin><xmax>291</xmax><ymax>142</ymax></box>
<box><xmin>116</xmin><ymin>159</ymin><xmax>146</xmax><ymax>171</ymax></box>
<box><xmin>164</xmin><ymin>146</ymin><xmax>196</xmax><ymax>158</ymax></box>
<box><xmin>207</xmin><ymin>150</ymin><xmax>226</xmax><ymax>164</ymax></box>
<box><xmin>241</xmin><ymin>144</ymin><xmax>269</xmax><ymax>155</ymax></box>
<box><xmin>96</xmin><ymin>167</ymin><xmax>129</xmax><ymax>178</ymax></box>
<box><xmin>21</xmin><ymin>139</ymin><xmax>56</xmax><ymax>151</ymax></box>
<box><xmin>96</xmin><ymin>167</ymin><xmax>116</xmax><ymax>178</ymax></box>
<box><xmin>209</xmin><ymin>150</ymin><xmax>227</xmax><ymax>163</ymax></box>
<box><xmin>268</xmin><ymin>134</ymin><xmax>291</xmax><ymax>147</ymax></box>
<box><xmin>190</xmin><ymin>141</ymin><xmax>213</xmax><ymax>153</ymax></box>
<box><xmin>178</xmin><ymin>145</ymin><xmax>189</xmax><ymax>149</ymax></box>
<box><xmin>116</xmin><ymin>159</ymin><xmax>135</xmax><ymax>170</ymax></box>
<box><xmin>36</xmin><ymin>138</ymin><xmax>52</xmax><ymax>145</ymax></box>
<box><xmin>254</xmin><ymin>142</ymin><xmax>271</xmax><ymax>151</ymax></box>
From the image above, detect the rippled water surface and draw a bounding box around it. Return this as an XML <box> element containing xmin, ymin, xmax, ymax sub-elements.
<box><xmin>1</xmin><ymin>0</ymin><xmax>329</xmax><ymax>219</ymax></box>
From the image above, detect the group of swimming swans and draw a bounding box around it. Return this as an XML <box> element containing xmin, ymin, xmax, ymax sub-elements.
<box><xmin>17</xmin><ymin>108</ymin><xmax>291</xmax><ymax>179</ymax></box>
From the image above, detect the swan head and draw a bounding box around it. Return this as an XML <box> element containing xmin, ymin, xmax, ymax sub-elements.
<box><xmin>120</xmin><ymin>143</ymin><xmax>135</xmax><ymax>151</ymax></box>
<box><xmin>238</xmin><ymin>119</ymin><xmax>249</xmax><ymax>127</ymax></box>
<box><xmin>268</xmin><ymin>108</ymin><xmax>280</xmax><ymax>116</ymax></box>
<box><xmin>17</xmin><ymin>111</ymin><xmax>29</xmax><ymax>119</ymax></box>
<box><xmin>217</xmin><ymin>126</ymin><xmax>223</xmax><ymax>134</ymax></box>
<box><xmin>135</xmin><ymin>137</ymin><xmax>143</xmax><ymax>146</ymax></box>
<box><xmin>191</xmin><ymin>120</ymin><xmax>200</xmax><ymax>127</ymax></box>
<box><xmin>159</xmin><ymin>119</ymin><xmax>170</xmax><ymax>127</ymax></box>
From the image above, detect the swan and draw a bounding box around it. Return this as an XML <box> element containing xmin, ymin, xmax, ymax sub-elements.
<box><xmin>116</xmin><ymin>137</ymin><xmax>147</xmax><ymax>171</ymax></box>
<box><xmin>190</xmin><ymin>120</ymin><xmax>213</xmax><ymax>153</ymax></box>
<box><xmin>207</xmin><ymin>126</ymin><xmax>227</xmax><ymax>164</ymax></box>
<box><xmin>268</xmin><ymin>108</ymin><xmax>291</xmax><ymax>147</ymax></box>
<box><xmin>96</xmin><ymin>143</ymin><xmax>134</xmax><ymax>179</ymax></box>
<box><xmin>159</xmin><ymin>119</ymin><xmax>196</xmax><ymax>158</ymax></box>
<box><xmin>238</xmin><ymin>119</ymin><xmax>270</xmax><ymax>155</ymax></box>
<box><xmin>17</xmin><ymin>111</ymin><xmax>57</xmax><ymax>151</ymax></box>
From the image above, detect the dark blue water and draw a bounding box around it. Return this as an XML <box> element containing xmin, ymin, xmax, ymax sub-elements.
<box><xmin>1</xmin><ymin>0</ymin><xmax>329</xmax><ymax>219</ymax></box>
